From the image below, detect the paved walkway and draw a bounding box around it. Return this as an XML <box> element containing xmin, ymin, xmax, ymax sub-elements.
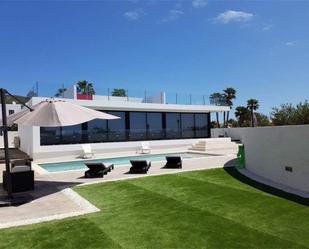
<box><xmin>0</xmin><ymin>152</ymin><xmax>236</xmax><ymax>229</ymax></box>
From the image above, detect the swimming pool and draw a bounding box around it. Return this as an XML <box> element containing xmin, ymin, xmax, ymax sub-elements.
<box><xmin>39</xmin><ymin>152</ymin><xmax>209</xmax><ymax>172</ymax></box>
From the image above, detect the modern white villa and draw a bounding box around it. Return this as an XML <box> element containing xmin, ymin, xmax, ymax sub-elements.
<box><xmin>16</xmin><ymin>85</ymin><xmax>230</xmax><ymax>160</ymax></box>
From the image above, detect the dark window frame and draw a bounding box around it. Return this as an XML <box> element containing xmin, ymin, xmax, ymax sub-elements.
<box><xmin>40</xmin><ymin>111</ymin><xmax>210</xmax><ymax>145</ymax></box>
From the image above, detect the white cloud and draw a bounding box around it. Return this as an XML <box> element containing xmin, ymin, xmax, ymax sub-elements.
<box><xmin>285</xmin><ymin>41</ymin><xmax>296</xmax><ymax>46</ymax></box>
<box><xmin>124</xmin><ymin>9</ymin><xmax>146</xmax><ymax>21</ymax></box>
<box><xmin>263</xmin><ymin>24</ymin><xmax>273</xmax><ymax>31</ymax></box>
<box><xmin>214</xmin><ymin>10</ymin><xmax>254</xmax><ymax>24</ymax></box>
<box><xmin>159</xmin><ymin>9</ymin><xmax>184</xmax><ymax>23</ymax></box>
<box><xmin>192</xmin><ymin>0</ymin><xmax>207</xmax><ymax>8</ymax></box>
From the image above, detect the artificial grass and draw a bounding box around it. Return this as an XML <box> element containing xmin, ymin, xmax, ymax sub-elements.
<box><xmin>1</xmin><ymin>168</ymin><xmax>309</xmax><ymax>249</ymax></box>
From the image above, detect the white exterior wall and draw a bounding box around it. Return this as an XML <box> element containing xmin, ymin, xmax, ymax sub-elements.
<box><xmin>212</xmin><ymin>127</ymin><xmax>247</xmax><ymax>141</ymax></box>
<box><xmin>144</xmin><ymin>92</ymin><xmax>166</xmax><ymax>104</ymax></box>
<box><xmin>18</xmin><ymin>97</ymin><xmax>229</xmax><ymax>160</ymax></box>
<box><xmin>213</xmin><ymin>126</ymin><xmax>309</xmax><ymax>194</ymax></box>
<box><xmin>63</xmin><ymin>85</ymin><xmax>76</xmax><ymax>99</ymax></box>
<box><xmin>0</xmin><ymin>131</ymin><xmax>19</xmax><ymax>148</ymax></box>
<box><xmin>30</xmin><ymin>97</ymin><xmax>229</xmax><ymax>113</ymax></box>
<box><xmin>0</xmin><ymin>103</ymin><xmax>22</xmax><ymax>117</ymax></box>
<box><xmin>92</xmin><ymin>95</ymin><xmax>143</xmax><ymax>103</ymax></box>
<box><xmin>23</xmin><ymin>127</ymin><xmax>208</xmax><ymax>160</ymax></box>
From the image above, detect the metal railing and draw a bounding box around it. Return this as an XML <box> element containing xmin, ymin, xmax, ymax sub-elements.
<box><xmin>26</xmin><ymin>83</ymin><xmax>216</xmax><ymax>106</ymax></box>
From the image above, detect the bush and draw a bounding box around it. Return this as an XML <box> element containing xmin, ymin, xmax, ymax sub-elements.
<box><xmin>271</xmin><ymin>101</ymin><xmax>309</xmax><ymax>126</ymax></box>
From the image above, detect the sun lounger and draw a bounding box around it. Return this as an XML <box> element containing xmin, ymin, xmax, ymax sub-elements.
<box><xmin>129</xmin><ymin>160</ymin><xmax>151</xmax><ymax>173</ymax></box>
<box><xmin>84</xmin><ymin>162</ymin><xmax>114</xmax><ymax>178</ymax></box>
<box><xmin>81</xmin><ymin>144</ymin><xmax>94</xmax><ymax>159</ymax></box>
<box><xmin>164</xmin><ymin>156</ymin><xmax>182</xmax><ymax>169</ymax></box>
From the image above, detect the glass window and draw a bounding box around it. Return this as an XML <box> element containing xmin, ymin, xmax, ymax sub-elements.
<box><xmin>40</xmin><ymin>127</ymin><xmax>61</xmax><ymax>145</ymax></box>
<box><xmin>87</xmin><ymin>119</ymin><xmax>108</xmax><ymax>143</ymax></box>
<box><xmin>147</xmin><ymin>112</ymin><xmax>163</xmax><ymax>139</ymax></box>
<box><xmin>195</xmin><ymin>113</ymin><xmax>209</xmax><ymax>138</ymax></box>
<box><xmin>108</xmin><ymin>111</ymin><xmax>126</xmax><ymax>141</ymax></box>
<box><xmin>61</xmin><ymin>124</ymin><xmax>82</xmax><ymax>144</ymax></box>
<box><xmin>166</xmin><ymin>113</ymin><xmax>181</xmax><ymax>139</ymax></box>
<box><xmin>8</xmin><ymin>110</ymin><xmax>14</xmax><ymax>115</ymax></box>
<box><xmin>129</xmin><ymin>112</ymin><xmax>146</xmax><ymax>140</ymax></box>
<box><xmin>181</xmin><ymin>113</ymin><xmax>194</xmax><ymax>138</ymax></box>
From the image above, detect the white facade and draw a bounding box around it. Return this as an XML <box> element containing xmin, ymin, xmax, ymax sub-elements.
<box><xmin>212</xmin><ymin>126</ymin><xmax>309</xmax><ymax>195</ymax></box>
<box><xmin>18</xmin><ymin>96</ymin><xmax>229</xmax><ymax>160</ymax></box>
<box><xmin>28</xmin><ymin>97</ymin><xmax>229</xmax><ymax>113</ymax></box>
<box><xmin>0</xmin><ymin>103</ymin><xmax>22</xmax><ymax>117</ymax></box>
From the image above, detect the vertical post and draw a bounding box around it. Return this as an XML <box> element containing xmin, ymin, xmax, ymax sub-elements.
<box><xmin>36</xmin><ymin>81</ymin><xmax>39</xmax><ymax>97</ymax></box>
<box><xmin>203</xmin><ymin>95</ymin><xmax>205</xmax><ymax>105</ymax></box>
<box><xmin>127</xmin><ymin>89</ymin><xmax>129</xmax><ymax>102</ymax></box>
<box><xmin>144</xmin><ymin>90</ymin><xmax>147</xmax><ymax>103</ymax></box>
<box><xmin>108</xmin><ymin>88</ymin><xmax>110</xmax><ymax>101</ymax></box>
<box><xmin>0</xmin><ymin>89</ymin><xmax>12</xmax><ymax>198</ymax></box>
<box><xmin>62</xmin><ymin>84</ymin><xmax>65</xmax><ymax>98</ymax></box>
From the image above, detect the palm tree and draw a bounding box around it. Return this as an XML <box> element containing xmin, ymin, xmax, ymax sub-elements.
<box><xmin>235</xmin><ymin>106</ymin><xmax>249</xmax><ymax>127</ymax></box>
<box><xmin>76</xmin><ymin>80</ymin><xmax>95</xmax><ymax>95</ymax></box>
<box><xmin>55</xmin><ymin>88</ymin><xmax>67</xmax><ymax>98</ymax></box>
<box><xmin>223</xmin><ymin>88</ymin><xmax>236</xmax><ymax>128</ymax></box>
<box><xmin>112</xmin><ymin>88</ymin><xmax>127</xmax><ymax>97</ymax></box>
<box><xmin>247</xmin><ymin>99</ymin><xmax>259</xmax><ymax>127</ymax></box>
<box><xmin>209</xmin><ymin>92</ymin><xmax>224</xmax><ymax>128</ymax></box>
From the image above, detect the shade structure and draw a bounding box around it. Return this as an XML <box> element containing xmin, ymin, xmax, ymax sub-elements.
<box><xmin>7</xmin><ymin>99</ymin><xmax>120</xmax><ymax>127</ymax></box>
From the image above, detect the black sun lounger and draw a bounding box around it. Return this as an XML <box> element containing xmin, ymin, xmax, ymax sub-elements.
<box><xmin>84</xmin><ymin>162</ymin><xmax>114</xmax><ymax>178</ymax></box>
<box><xmin>129</xmin><ymin>160</ymin><xmax>151</xmax><ymax>174</ymax></box>
<box><xmin>164</xmin><ymin>156</ymin><xmax>182</xmax><ymax>169</ymax></box>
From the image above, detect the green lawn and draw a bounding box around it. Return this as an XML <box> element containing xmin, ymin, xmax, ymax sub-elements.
<box><xmin>1</xmin><ymin>168</ymin><xmax>309</xmax><ymax>249</ymax></box>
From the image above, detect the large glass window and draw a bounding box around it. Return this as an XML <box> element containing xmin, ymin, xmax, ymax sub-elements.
<box><xmin>147</xmin><ymin>112</ymin><xmax>163</xmax><ymax>139</ymax></box>
<box><xmin>40</xmin><ymin>127</ymin><xmax>61</xmax><ymax>145</ymax></box>
<box><xmin>195</xmin><ymin>113</ymin><xmax>209</xmax><ymax>137</ymax></box>
<box><xmin>107</xmin><ymin>111</ymin><xmax>126</xmax><ymax>141</ymax></box>
<box><xmin>181</xmin><ymin>113</ymin><xmax>195</xmax><ymax>138</ymax></box>
<box><xmin>87</xmin><ymin>119</ymin><xmax>108</xmax><ymax>143</ymax></box>
<box><xmin>61</xmin><ymin>124</ymin><xmax>82</xmax><ymax>144</ymax></box>
<box><xmin>129</xmin><ymin>112</ymin><xmax>147</xmax><ymax>140</ymax></box>
<box><xmin>166</xmin><ymin>113</ymin><xmax>181</xmax><ymax>139</ymax></box>
<box><xmin>40</xmin><ymin>111</ymin><xmax>210</xmax><ymax>145</ymax></box>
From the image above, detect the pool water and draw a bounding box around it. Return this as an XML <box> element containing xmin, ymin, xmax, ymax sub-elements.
<box><xmin>39</xmin><ymin>152</ymin><xmax>209</xmax><ymax>172</ymax></box>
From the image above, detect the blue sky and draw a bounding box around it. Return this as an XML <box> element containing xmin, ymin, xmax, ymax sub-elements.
<box><xmin>1</xmin><ymin>0</ymin><xmax>309</xmax><ymax>117</ymax></box>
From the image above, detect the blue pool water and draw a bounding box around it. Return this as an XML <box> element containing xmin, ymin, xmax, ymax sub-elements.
<box><xmin>39</xmin><ymin>152</ymin><xmax>208</xmax><ymax>172</ymax></box>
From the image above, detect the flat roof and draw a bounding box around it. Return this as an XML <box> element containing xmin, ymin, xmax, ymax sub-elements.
<box><xmin>30</xmin><ymin>97</ymin><xmax>230</xmax><ymax>113</ymax></box>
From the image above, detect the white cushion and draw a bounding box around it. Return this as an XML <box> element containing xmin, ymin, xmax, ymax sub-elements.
<box><xmin>11</xmin><ymin>165</ymin><xmax>31</xmax><ymax>173</ymax></box>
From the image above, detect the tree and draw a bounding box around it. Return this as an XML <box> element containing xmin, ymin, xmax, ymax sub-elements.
<box><xmin>223</xmin><ymin>88</ymin><xmax>236</xmax><ymax>128</ymax></box>
<box><xmin>227</xmin><ymin>118</ymin><xmax>239</xmax><ymax>128</ymax></box>
<box><xmin>76</xmin><ymin>80</ymin><xmax>95</xmax><ymax>95</ymax></box>
<box><xmin>55</xmin><ymin>88</ymin><xmax>67</xmax><ymax>98</ymax></box>
<box><xmin>247</xmin><ymin>99</ymin><xmax>259</xmax><ymax>127</ymax></box>
<box><xmin>255</xmin><ymin>113</ymin><xmax>271</xmax><ymax>127</ymax></box>
<box><xmin>235</xmin><ymin>106</ymin><xmax>250</xmax><ymax>127</ymax></box>
<box><xmin>271</xmin><ymin>101</ymin><xmax>309</xmax><ymax>126</ymax></box>
<box><xmin>112</xmin><ymin>88</ymin><xmax>127</xmax><ymax>97</ymax></box>
<box><xmin>209</xmin><ymin>92</ymin><xmax>225</xmax><ymax>128</ymax></box>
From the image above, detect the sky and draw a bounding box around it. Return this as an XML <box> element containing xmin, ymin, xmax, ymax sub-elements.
<box><xmin>0</xmin><ymin>0</ymin><xmax>309</xmax><ymax>117</ymax></box>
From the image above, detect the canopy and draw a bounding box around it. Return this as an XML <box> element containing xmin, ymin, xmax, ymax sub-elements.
<box><xmin>6</xmin><ymin>99</ymin><xmax>119</xmax><ymax>127</ymax></box>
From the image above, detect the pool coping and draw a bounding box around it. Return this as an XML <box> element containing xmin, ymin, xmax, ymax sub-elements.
<box><xmin>34</xmin><ymin>151</ymin><xmax>224</xmax><ymax>174</ymax></box>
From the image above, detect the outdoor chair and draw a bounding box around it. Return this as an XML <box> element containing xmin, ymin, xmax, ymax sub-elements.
<box><xmin>164</xmin><ymin>156</ymin><xmax>182</xmax><ymax>169</ymax></box>
<box><xmin>81</xmin><ymin>144</ymin><xmax>94</xmax><ymax>159</ymax></box>
<box><xmin>129</xmin><ymin>160</ymin><xmax>151</xmax><ymax>174</ymax></box>
<box><xmin>140</xmin><ymin>142</ymin><xmax>151</xmax><ymax>154</ymax></box>
<box><xmin>84</xmin><ymin>162</ymin><xmax>114</xmax><ymax>178</ymax></box>
<box><xmin>2</xmin><ymin>159</ymin><xmax>34</xmax><ymax>193</ymax></box>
